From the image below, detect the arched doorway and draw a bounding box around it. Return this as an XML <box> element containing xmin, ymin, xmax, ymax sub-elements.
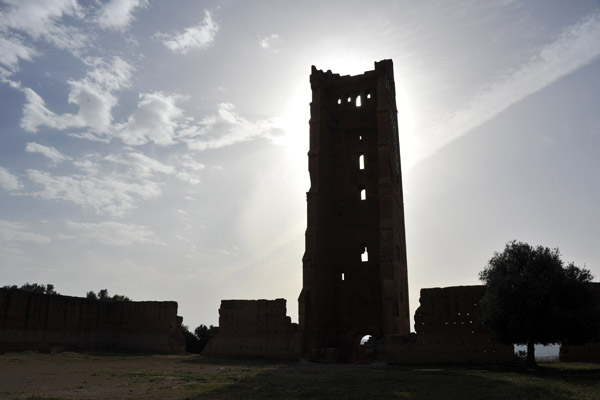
<box><xmin>355</xmin><ymin>333</ymin><xmax>376</xmax><ymax>362</ymax></box>
<box><xmin>359</xmin><ymin>334</ymin><xmax>373</xmax><ymax>345</ymax></box>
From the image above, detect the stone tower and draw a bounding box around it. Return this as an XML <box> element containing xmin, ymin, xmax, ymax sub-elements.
<box><xmin>299</xmin><ymin>60</ymin><xmax>409</xmax><ymax>361</ymax></box>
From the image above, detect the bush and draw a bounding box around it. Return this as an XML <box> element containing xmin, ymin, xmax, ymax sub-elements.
<box><xmin>182</xmin><ymin>324</ymin><xmax>213</xmax><ymax>353</ymax></box>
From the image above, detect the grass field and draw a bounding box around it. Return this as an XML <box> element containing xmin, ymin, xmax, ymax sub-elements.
<box><xmin>1</xmin><ymin>352</ymin><xmax>599</xmax><ymax>400</ymax></box>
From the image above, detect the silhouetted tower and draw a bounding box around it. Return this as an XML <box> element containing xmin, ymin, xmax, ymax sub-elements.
<box><xmin>299</xmin><ymin>60</ymin><xmax>409</xmax><ymax>361</ymax></box>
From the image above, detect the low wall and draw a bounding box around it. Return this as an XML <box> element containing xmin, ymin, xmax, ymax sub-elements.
<box><xmin>203</xmin><ymin>298</ymin><xmax>301</xmax><ymax>359</ymax></box>
<box><xmin>559</xmin><ymin>283</ymin><xmax>600</xmax><ymax>362</ymax></box>
<box><xmin>386</xmin><ymin>286</ymin><xmax>516</xmax><ymax>363</ymax></box>
<box><xmin>559</xmin><ymin>343</ymin><xmax>600</xmax><ymax>362</ymax></box>
<box><xmin>0</xmin><ymin>288</ymin><xmax>185</xmax><ymax>354</ymax></box>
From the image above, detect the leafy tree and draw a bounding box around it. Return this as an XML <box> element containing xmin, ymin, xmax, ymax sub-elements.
<box><xmin>86</xmin><ymin>291</ymin><xmax>98</xmax><ymax>300</ymax></box>
<box><xmin>86</xmin><ymin>289</ymin><xmax>131</xmax><ymax>302</ymax></box>
<box><xmin>194</xmin><ymin>324</ymin><xmax>214</xmax><ymax>351</ymax></box>
<box><xmin>479</xmin><ymin>240</ymin><xmax>600</xmax><ymax>366</ymax></box>
<box><xmin>182</xmin><ymin>324</ymin><xmax>214</xmax><ymax>353</ymax></box>
<box><xmin>3</xmin><ymin>283</ymin><xmax>57</xmax><ymax>295</ymax></box>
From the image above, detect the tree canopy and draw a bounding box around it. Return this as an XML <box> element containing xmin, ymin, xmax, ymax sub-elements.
<box><xmin>2</xmin><ymin>283</ymin><xmax>57</xmax><ymax>295</ymax></box>
<box><xmin>181</xmin><ymin>324</ymin><xmax>214</xmax><ymax>353</ymax></box>
<box><xmin>86</xmin><ymin>289</ymin><xmax>131</xmax><ymax>302</ymax></box>
<box><xmin>479</xmin><ymin>240</ymin><xmax>600</xmax><ymax>366</ymax></box>
<box><xmin>2</xmin><ymin>283</ymin><xmax>131</xmax><ymax>302</ymax></box>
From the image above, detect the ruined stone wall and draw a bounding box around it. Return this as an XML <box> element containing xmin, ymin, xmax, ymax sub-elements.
<box><xmin>203</xmin><ymin>299</ymin><xmax>301</xmax><ymax>359</ymax></box>
<box><xmin>386</xmin><ymin>286</ymin><xmax>515</xmax><ymax>363</ymax></box>
<box><xmin>559</xmin><ymin>343</ymin><xmax>600</xmax><ymax>362</ymax></box>
<box><xmin>559</xmin><ymin>283</ymin><xmax>600</xmax><ymax>362</ymax></box>
<box><xmin>0</xmin><ymin>288</ymin><xmax>185</xmax><ymax>354</ymax></box>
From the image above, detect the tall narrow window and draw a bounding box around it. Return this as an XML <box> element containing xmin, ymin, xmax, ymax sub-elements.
<box><xmin>360</xmin><ymin>189</ymin><xmax>366</xmax><ymax>201</ymax></box>
<box><xmin>361</xmin><ymin>245</ymin><xmax>369</xmax><ymax>263</ymax></box>
<box><xmin>341</xmin><ymin>273</ymin><xmax>345</xmax><ymax>281</ymax></box>
<box><xmin>359</xmin><ymin>154</ymin><xmax>365</xmax><ymax>170</ymax></box>
<box><xmin>355</xmin><ymin>95</ymin><xmax>361</xmax><ymax>107</ymax></box>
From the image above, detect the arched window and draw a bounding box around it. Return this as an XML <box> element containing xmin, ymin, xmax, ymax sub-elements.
<box><xmin>361</xmin><ymin>245</ymin><xmax>369</xmax><ymax>262</ymax></box>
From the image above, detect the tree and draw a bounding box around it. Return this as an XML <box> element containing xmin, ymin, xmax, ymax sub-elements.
<box><xmin>86</xmin><ymin>291</ymin><xmax>98</xmax><ymax>300</ymax></box>
<box><xmin>181</xmin><ymin>324</ymin><xmax>214</xmax><ymax>353</ymax></box>
<box><xmin>3</xmin><ymin>283</ymin><xmax>57</xmax><ymax>295</ymax></box>
<box><xmin>479</xmin><ymin>240</ymin><xmax>600</xmax><ymax>367</ymax></box>
<box><xmin>194</xmin><ymin>324</ymin><xmax>214</xmax><ymax>352</ymax></box>
<box><xmin>86</xmin><ymin>289</ymin><xmax>131</xmax><ymax>302</ymax></box>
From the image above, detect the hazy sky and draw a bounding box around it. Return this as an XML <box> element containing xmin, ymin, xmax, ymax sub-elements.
<box><xmin>1</xmin><ymin>0</ymin><xmax>599</xmax><ymax>330</ymax></box>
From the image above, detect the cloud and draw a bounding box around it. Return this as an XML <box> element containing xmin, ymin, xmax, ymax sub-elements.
<box><xmin>0</xmin><ymin>35</ymin><xmax>37</xmax><ymax>71</ymax></box>
<box><xmin>103</xmin><ymin>151</ymin><xmax>206</xmax><ymax>185</ymax></box>
<box><xmin>259</xmin><ymin>34</ymin><xmax>282</xmax><ymax>52</ymax></box>
<box><xmin>175</xmin><ymin>155</ymin><xmax>205</xmax><ymax>184</ymax></box>
<box><xmin>96</xmin><ymin>0</ymin><xmax>148</xmax><ymax>30</ymax></box>
<box><xmin>20</xmin><ymin>57</ymin><xmax>133</xmax><ymax>134</ymax></box>
<box><xmin>155</xmin><ymin>10</ymin><xmax>218</xmax><ymax>54</ymax></box>
<box><xmin>0</xmin><ymin>0</ymin><xmax>87</xmax><ymax>57</ymax></box>
<box><xmin>82</xmin><ymin>56</ymin><xmax>134</xmax><ymax>92</ymax></box>
<box><xmin>181</xmin><ymin>103</ymin><xmax>285</xmax><ymax>151</ymax></box>
<box><xmin>413</xmin><ymin>11</ymin><xmax>600</xmax><ymax>166</ymax></box>
<box><xmin>65</xmin><ymin>220</ymin><xmax>159</xmax><ymax>246</ymax></box>
<box><xmin>0</xmin><ymin>220</ymin><xmax>51</xmax><ymax>245</ymax></box>
<box><xmin>20</xmin><ymin>87</ymin><xmax>83</xmax><ymax>133</ymax></box>
<box><xmin>113</xmin><ymin>92</ymin><xmax>183</xmax><ymax>145</ymax></box>
<box><xmin>0</xmin><ymin>167</ymin><xmax>23</xmax><ymax>191</ymax></box>
<box><xmin>25</xmin><ymin>142</ymin><xmax>68</xmax><ymax>165</ymax></box>
<box><xmin>25</xmin><ymin>169</ymin><xmax>161</xmax><ymax>217</ymax></box>
<box><xmin>105</xmin><ymin>152</ymin><xmax>176</xmax><ymax>177</ymax></box>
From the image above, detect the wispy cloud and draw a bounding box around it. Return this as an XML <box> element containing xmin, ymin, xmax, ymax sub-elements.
<box><xmin>0</xmin><ymin>220</ymin><xmax>51</xmax><ymax>245</ymax></box>
<box><xmin>259</xmin><ymin>34</ymin><xmax>282</xmax><ymax>52</ymax></box>
<box><xmin>0</xmin><ymin>0</ymin><xmax>87</xmax><ymax>62</ymax></box>
<box><xmin>65</xmin><ymin>220</ymin><xmax>159</xmax><ymax>246</ymax></box>
<box><xmin>180</xmin><ymin>103</ymin><xmax>285</xmax><ymax>151</ymax></box>
<box><xmin>112</xmin><ymin>92</ymin><xmax>183</xmax><ymax>145</ymax></box>
<box><xmin>20</xmin><ymin>56</ymin><xmax>133</xmax><ymax>134</ymax></box>
<box><xmin>96</xmin><ymin>0</ymin><xmax>148</xmax><ymax>31</ymax></box>
<box><xmin>105</xmin><ymin>152</ymin><xmax>176</xmax><ymax>177</ymax></box>
<box><xmin>25</xmin><ymin>169</ymin><xmax>161</xmax><ymax>217</ymax></box>
<box><xmin>0</xmin><ymin>35</ymin><xmax>37</xmax><ymax>71</ymax></box>
<box><xmin>175</xmin><ymin>155</ymin><xmax>205</xmax><ymax>185</ymax></box>
<box><xmin>25</xmin><ymin>142</ymin><xmax>68</xmax><ymax>165</ymax></box>
<box><xmin>154</xmin><ymin>10</ymin><xmax>218</xmax><ymax>54</ymax></box>
<box><xmin>412</xmin><ymin>11</ymin><xmax>600</xmax><ymax>166</ymax></box>
<box><xmin>0</xmin><ymin>167</ymin><xmax>23</xmax><ymax>191</ymax></box>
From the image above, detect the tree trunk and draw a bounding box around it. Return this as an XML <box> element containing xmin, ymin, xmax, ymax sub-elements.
<box><xmin>526</xmin><ymin>339</ymin><xmax>537</xmax><ymax>368</ymax></box>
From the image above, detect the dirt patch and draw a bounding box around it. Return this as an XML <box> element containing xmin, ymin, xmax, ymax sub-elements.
<box><xmin>0</xmin><ymin>351</ymin><xmax>265</xmax><ymax>400</ymax></box>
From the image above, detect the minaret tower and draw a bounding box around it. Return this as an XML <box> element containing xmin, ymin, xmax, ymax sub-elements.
<box><xmin>299</xmin><ymin>60</ymin><xmax>409</xmax><ymax>361</ymax></box>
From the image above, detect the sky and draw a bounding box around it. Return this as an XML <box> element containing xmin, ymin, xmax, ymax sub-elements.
<box><xmin>1</xmin><ymin>0</ymin><xmax>600</xmax><ymax>331</ymax></box>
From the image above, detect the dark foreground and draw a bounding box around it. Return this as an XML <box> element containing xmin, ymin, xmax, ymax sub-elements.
<box><xmin>1</xmin><ymin>352</ymin><xmax>599</xmax><ymax>400</ymax></box>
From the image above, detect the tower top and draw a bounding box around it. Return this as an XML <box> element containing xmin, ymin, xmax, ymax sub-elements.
<box><xmin>310</xmin><ymin>59</ymin><xmax>394</xmax><ymax>80</ymax></box>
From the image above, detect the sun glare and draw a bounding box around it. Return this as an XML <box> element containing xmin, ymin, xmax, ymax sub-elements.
<box><xmin>394</xmin><ymin>73</ymin><xmax>417</xmax><ymax>169</ymax></box>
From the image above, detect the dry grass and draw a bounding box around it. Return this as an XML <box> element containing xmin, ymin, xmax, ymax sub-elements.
<box><xmin>1</xmin><ymin>351</ymin><xmax>599</xmax><ymax>400</ymax></box>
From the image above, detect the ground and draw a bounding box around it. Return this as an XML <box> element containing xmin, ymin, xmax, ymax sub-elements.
<box><xmin>1</xmin><ymin>352</ymin><xmax>599</xmax><ymax>400</ymax></box>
